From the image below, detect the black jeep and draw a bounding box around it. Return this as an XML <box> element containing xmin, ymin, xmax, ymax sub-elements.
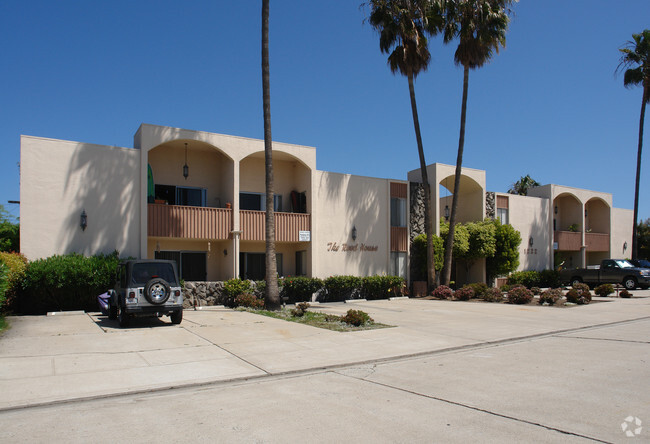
<box><xmin>107</xmin><ymin>260</ymin><xmax>183</xmax><ymax>327</ymax></box>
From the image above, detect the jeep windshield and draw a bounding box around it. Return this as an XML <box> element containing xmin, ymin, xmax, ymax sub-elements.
<box><xmin>130</xmin><ymin>263</ymin><xmax>178</xmax><ymax>286</ymax></box>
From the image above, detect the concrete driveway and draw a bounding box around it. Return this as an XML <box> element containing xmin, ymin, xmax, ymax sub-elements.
<box><xmin>0</xmin><ymin>293</ymin><xmax>648</xmax><ymax>414</ymax></box>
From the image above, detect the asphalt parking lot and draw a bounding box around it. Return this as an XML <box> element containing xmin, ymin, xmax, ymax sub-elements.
<box><xmin>0</xmin><ymin>294</ymin><xmax>648</xmax><ymax>442</ymax></box>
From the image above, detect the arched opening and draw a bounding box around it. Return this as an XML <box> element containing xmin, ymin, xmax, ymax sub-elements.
<box><xmin>553</xmin><ymin>193</ymin><xmax>582</xmax><ymax>269</ymax></box>
<box><xmin>238</xmin><ymin>151</ymin><xmax>312</xmax><ymax>279</ymax></box>
<box><xmin>146</xmin><ymin>139</ymin><xmax>235</xmax><ymax>281</ymax></box>
<box><xmin>585</xmin><ymin>197</ymin><xmax>611</xmax><ymax>265</ymax></box>
<box><xmin>439</xmin><ymin>174</ymin><xmax>483</xmax><ymax>225</ymax></box>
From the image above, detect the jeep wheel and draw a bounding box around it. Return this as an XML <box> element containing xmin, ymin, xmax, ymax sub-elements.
<box><xmin>144</xmin><ymin>278</ymin><xmax>171</xmax><ymax>305</ymax></box>
<box><xmin>170</xmin><ymin>310</ymin><xmax>183</xmax><ymax>325</ymax></box>
<box><xmin>108</xmin><ymin>304</ymin><xmax>118</xmax><ymax>320</ymax></box>
<box><xmin>118</xmin><ymin>307</ymin><xmax>130</xmax><ymax>327</ymax></box>
<box><xmin>623</xmin><ymin>277</ymin><xmax>637</xmax><ymax>290</ymax></box>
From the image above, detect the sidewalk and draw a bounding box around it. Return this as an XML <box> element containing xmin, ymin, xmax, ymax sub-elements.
<box><xmin>1</xmin><ymin>294</ymin><xmax>649</xmax><ymax>410</ymax></box>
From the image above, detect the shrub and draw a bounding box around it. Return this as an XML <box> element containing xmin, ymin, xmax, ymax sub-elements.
<box><xmin>431</xmin><ymin>285</ymin><xmax>453</xmax><ymax>300</ymax></box>
<box><xmin>508</xmin><ymin>270</ymin><xmax>539</xmax><ymax>288</ymax></box>
<box><xmin>253</xmin><ymin>280</ymin><xmax>266</xmax><ymax>298</ymax></box>
<box><xmin>539</xmin><ymin>288</ymin><xmax>563</xmax><ymax>305</ymax></box>
<box><xmin>323</xmin><ymin>275</ymin><xmax>362</xmax><ymax>301</ymax></box>
<box><xmin>500</xmin><ymin>284</ymin><xmax>511</xmax><ymax>293</ymax></box>
<box><xmin>282</xmin><ymin>276</ymin><xmax>323</xmax><ymax>303</ymax></box>
<box><xmin>223</xmin><ymin>278</ymin><xmax>252</xmax><ymax>307</ymax></box>
<box><xmin>467</xmin><ymin>282</ymin><xmax>488</xmax><ymax>298</ymax></box>
<box><xmin>290</xmin><ymin>302</ymin><xmax>310</xmax><ymax>317</ymax></box>
<box><xmin>19</xmin><ymin>252</ymin><xmax>121</xmax><ymax>314</ymax></box>
<box><xmin>538</xmin><ymin>269</ymin><xmax>561</xmax><ymax>288</ymax></box>
<box><xmin>324</xmin><ymin>313</ymin><xmax>339</xmax><ymax>322</ymax></box>
<box><xmin>341</xmin><ymin>309</ymin><xmax>373</xmax><ymax>327</ymax></box>
<box><xmin>0</xmin><ymin>252</ymin><xmax>27</xmax><ymax>310</ymax></box>
<box><xmin>0</xmin><ymin>263</ymin><xmax>8</xmax><ymax>311</ymax></box>
<box><xmin>531</xmin><ymin>287</ymin><xmax>542</xmax><ymax>295</ymax></box>
<box><xmin>566</xmin><ymin>284</ymin><xmax>591</xmax><ymax>305</ymax></box>
<box><xmin>455</xmin><ymin>286</ymin><xmax>475</xmax><ymax>301</ymax></box>
<box><xmin>619</xmin><ymin>289</ymin><xmax>632</xmax><ymax>298</ymax></box>
<box><xmin>483</xmin><ymin>287</ymin><xmax>503</xmax><ymax>303</ymax></box>
<box><xmin>594</xmin><ymin>283</ymin><xmax>614</xmax><ymax>297</ymax></box>
<box><xmin>234</xmin><ymin>293</ymin><xmax>264</xmax><ymax>309</ymax></box>
<box><xmin>361</xmin><ymin>275</ymin><xmax>405</xmax><ymax>300</ymax></box>
<box><xmin>506</xmin><ymin>285</ymin><xmax>533</xmax><ymax>304</ymax></box>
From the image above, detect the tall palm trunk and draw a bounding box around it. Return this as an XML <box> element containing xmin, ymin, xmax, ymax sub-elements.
<box><xmin>262</xmin><ymin>0</ymin><xmax>280</xmax><ymax>309</ymax></box>
<box><xmin>632</xmin><ymin>86</ymin><xmax>647</xmax><ymax>260</ymax></box>
<box><xmin>442</xmin><ymin>64</ymin><xmax>469</xmax><ymax>285</ymax></box>
<box><xmin>407</xmin><ymin>70</ymin><xmax>435</xmax><ymax>290</ymax></box>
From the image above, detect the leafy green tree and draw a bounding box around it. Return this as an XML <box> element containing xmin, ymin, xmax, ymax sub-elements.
<box><xmin>486</xmin><ymin>218</ymin><xmax>521</xmax><ymax>283</ymax></box>
<box><xmin>508</xmin><ymin>174</ymin><xmax>540</xmax><ymax>196</ymax></box>
<box><xmin>0</xmin><ymin>205</ymin><xmax>19</xmax><ymax>253</ymax></box>
<box><xmin>617</xmin><ymin>29</ymin><xmax>650</xmax><ymax>260</ymax></box>
<box><xmin>367</xmin><ymin>0</ymin><xmax>444</xmax><ymax>291</ymax></box>
<box><xmin>440</xmin><ymin>0</ymin><xmax>515</xmax><ymax>285</ymax></box>
<box><xmin>262</xmin><ymin>0</ymin><xmax>280</xmax><ymax>310</ymax></box>
<box><xmin>411</xmin><ymin>233</ymin><xmax>444</xmax><ymax>281</ymax></box>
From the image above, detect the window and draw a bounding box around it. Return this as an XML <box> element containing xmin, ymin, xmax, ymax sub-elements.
<box><xmin>390</xmin><ymin>252</ymin><xmax>407</xmax><ymax>279</ymax></box>
<box><xmin>240</xmin><ymin>253</ymin><xmax>283</xmax><ymax>280</ymax></box>
<box><xmin>391</xmin><ymin>197</ymin><xmax>406</xmax><ymax>227</ymax></box>
<box><xmin>295</xmin><ymin>250</ymin><xmax>307</xmax><ymax>276</ymax></box>
<box><xmin>497</xmin><ymin>207</ymin><xmax>509</xmax><ymax>225</ymax></box>
<box><xmin>240</xmin><ymin>193</ymin><xmax>282</xmax><ymax>211</ymax></box>
<box><xmin>155</xmin><ymin>251</ymin><xmax>206</xmax><ymax>281</ymax></box>
<box><xmin>154</xmin><ymin>184</ymin><xmax>206</xmax><ymax>207</ymax></box>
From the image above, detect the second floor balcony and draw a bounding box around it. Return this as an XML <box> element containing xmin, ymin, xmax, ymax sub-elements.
<box><xmin>148</xmin><ymin>204</ymin><xmax>311</xmax><ymax>243</ymax></box>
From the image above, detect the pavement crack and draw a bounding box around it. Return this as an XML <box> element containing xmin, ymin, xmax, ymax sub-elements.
<box><xmin>553</xmin><ymin>336</ymin><xmax>650</xmax><ymax>344</ymax></box>
<box><xmin>338</xmin><ymin>374</ymin><xmax>612</xmax><ymax>444</ymax></box>
<box><xmin>181</xmin><ymin>326</ymin><xmax>271</xmax><ymax>376</ymax></box>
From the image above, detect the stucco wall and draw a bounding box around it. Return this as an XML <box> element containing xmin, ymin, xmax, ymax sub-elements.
<box><xmin>311</xmin><ymin>171</ymin><xmax>390</xmax><ymax>278</ymax></box>
<box><xmin>611</xmin><ymin>208</ymin><xmax>633</xmax><ymax>259</ymax></box>
<box><xmin>20</xmin><ymin>136</ymin><xmax>141</xmax><ymax>260</ymax></box>
<box><xmin>504</xmin><ymin>193</ymin><xmax>551</xmax><ymax>271</ymax></box>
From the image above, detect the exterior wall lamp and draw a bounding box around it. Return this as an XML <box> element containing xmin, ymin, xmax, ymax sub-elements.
<box><xmin>183</xmin><ymin>142</ymin><xmax>189</xmax><ymax>180</ymax></box>
<box><xmin>444</xmin><ymin>205</ymin><xmax>450</xmax><ymax>221</ymax></box>
<box><xmin>624</xmin><ymin>241</ymin><xmax>628</xmax><ymax>252</ymax></box>
<box><xmin>554</xmin><ymin>205</ymin><xmax>558</xmax><ymax>215</ymax></box>
<box><xmin>80</xmin><ymin>209</ymin><xmax>88</xmax><ymax>231</ymax></box>
<box><xmin>351</xmin><ymin>226</ymin><xmax>357</xmax><ymax>241</ymax></box>
<box><xmin>529</xmin><ymin>236</ymin><xmax>534</xmax><ymax>247</ymax></box>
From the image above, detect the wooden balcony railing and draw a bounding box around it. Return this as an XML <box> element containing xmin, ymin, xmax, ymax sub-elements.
<box><xmin>390</xmin><ymin>226</ymin><xmax>408</xmax><ymax>252</ymax></box>
<box><xmin>554</xmin><ymin>231</ymin><xmax>582</xmax><ymax>251</ymax></box>
<box><xmin>240</xmin><ymin>210</ymin><xmax>311</xmax><ymax>242</ymax></box>
<box><xmin>585</xmin><ymin>232</ymin><xmax>610</xmax><ymax>252</ymax></box>
<box><xmin>148</xmin><ymin>204</ymin><xmax>232</xmax><ymax>240</ymax></box>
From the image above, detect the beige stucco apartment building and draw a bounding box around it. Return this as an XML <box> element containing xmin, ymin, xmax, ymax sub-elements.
<box><xmin>20</xmin><ymin>124</ymin><xmax>633</xmax><ymax>285</ymax></box>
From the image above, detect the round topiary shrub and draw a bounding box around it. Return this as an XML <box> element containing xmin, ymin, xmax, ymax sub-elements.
<box><xmin>531</xmin><ymin>286</ymin><xmax>542</xmax><ymax>296</ymax></box>
<box><xmin>566</xmin><ymin>285</ymin><xmax>591</xmax><ymax>305</ymax></box>
<box><xmin>594</xmin><ymin>283</ymin><xmax>614</xmax><ymax>297</ymax></box>
<box><xmin>432</xmin><ymin>285</ymin><xmax>453</xmax><ymax>300</ymax></box>
<box><xmin>483</xmin><ymin>287</ymin><xmax>503</xmax><ymax>303</ymax></box>
<box><xmin>506</xmin><ymin>285</ymin><xmax>533</xmax><ymax>304</ymax></box>
<box><xmin>467</xmin><ymin>283</ymin><xmax>488</xmax><ymax>299</ymax></box>
<box><xmin>619</xmin><ymin>289</ymin><xmax>632</xmax><ymax>298</ymax></box>
<box><xmin>539</xmin><ymin>288</ymin><xmax>563</xmax><ymax>305</ymax></box>
<box><xmin>455</xmin><ymin>286</ymin><xmax>475</xmax><ymax>301</ymax></box>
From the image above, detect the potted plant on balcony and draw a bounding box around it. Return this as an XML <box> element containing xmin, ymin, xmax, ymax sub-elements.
<box><xmin>568</xmin><ymin>224</ymin><xmax>579</xmax><ymax>232</ymax></box>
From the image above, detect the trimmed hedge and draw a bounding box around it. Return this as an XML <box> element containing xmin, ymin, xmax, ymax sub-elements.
<box><xmin>18</xmin><ymin>252</ymin><xmax>121</xmax><ymax>314</ymax></box>
<box><xmin>322</xmin><ymin>275</ymin><xmax>362</xmax><ymax>302</ymax></box>
<box><xmin>0</xmin><ymin>263</ymin><xmax>8</xmax><ymax>312</ymax></box>
<box><xmin>281</xmin><ymin>276</ymin><xmax>324</xmax><ymax>303</ymax></box>
<box><xmin>0</xmin><ymin>252</ymin><xmax>27</xmax><ymax>311</ymax></box>
<box><xmin>361</xmin><ymin>275</ymin><xmax>404</xmax><ymax>300</ymax></box>
<box><xmin>507</xmin><ymin>269</ymin><xmax>561</xmax><ymax>289</ymax></box>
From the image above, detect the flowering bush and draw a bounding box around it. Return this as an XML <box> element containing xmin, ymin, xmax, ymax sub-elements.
<box><xmin>506</xmin><ymin>285</ymin><xmax>533</xmax><ymax>304</ymax></box>
<box><xmin>594</xmin><ymin>283</ymin><xmax>614</xmax><ymax>297</ymax></box>
<box><xmin>431</xmin><ymin>285</ymin><xmax>453</xmax><ymax>300</ymax></box>
<box><xmin>341</xmin><ymin>309</ymin><xmax>373</xmax><ymax>326</ymax></box>
<box><xmin>234</xmin><ymin>292</ymin><xmax>264</xmax><ymax>309</ymax></box>
<box><xmin>539</xmin><ymin>288</ymin><xmax>563</xmax><ymax>305</ymax></box>
<box><xmin>619</xmin><ymin>289</ymin><xmax>632</xmax><ymax>298</ymax></box>
<box><xmin>467</xmin><ymin>282</ymin><xmax>488</xmax><ymax>298</ymax></box>
<box><xmin>482</xmin><ymin>287</ymin><xmax>503</xmax><ymax>303</ymax></box>
<box><xmin>566</xmin><ymin>284</ymin><xmax>592</xmax><ymax>305</ymax></box>
<box><xmin>454</xmin><ymin>286</ymin><xmax>475</xmax><ymax>301</ymax></box>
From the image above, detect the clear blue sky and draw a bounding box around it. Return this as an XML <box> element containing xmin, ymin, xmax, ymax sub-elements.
<box><xmin>1</xmin><ymin>0</ymin><xmax>649</xmax><ymax>224</ymax></box>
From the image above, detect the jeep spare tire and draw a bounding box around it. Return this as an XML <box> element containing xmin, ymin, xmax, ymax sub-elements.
<box><xmin>144</xmin><ymin>278</ymin><xmax>171</xmax><ymax>305</ymax></box>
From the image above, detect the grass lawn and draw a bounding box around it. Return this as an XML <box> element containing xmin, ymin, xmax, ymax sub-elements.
<box><xmin>0</xmin><ymin>316</ymin><xmax>8</xmax><ymax>334</ymax></box>
<box><xmin>238</xmin><ymin>307</ymin><xmax>393</xmax><ymax>332</ymax></box>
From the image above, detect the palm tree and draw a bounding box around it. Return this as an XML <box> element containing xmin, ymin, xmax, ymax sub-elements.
<box><xmin>617</xmin><ymin>30</ymin><xmax>650</xmax><ymax>261</ymax></box>
<box><xmin>508</xmin><ymin>174</ymin><xmax>540</xmax><ymax>196</ymax></box>
<box><xmin>440</xmin><ymin>0</ymin><xmax>514</xmax><ymax>286</ymax></box>
<box><xmin>262</xmin><ymin>0</ymin><xmax>281</xmax><ymax>309</ymax></box>
<box><xmin>367</xmin><ymin>0</ymin><xmax>443</xmax><ymax>291</ymax></box>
